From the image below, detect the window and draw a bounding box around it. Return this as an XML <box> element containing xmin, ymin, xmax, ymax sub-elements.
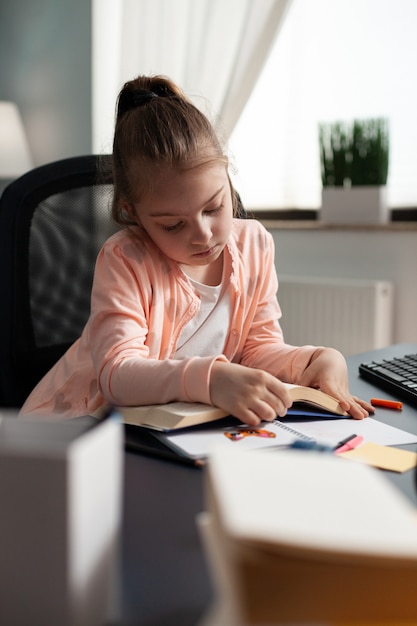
<box><xmin>229</xmin><ymin>0</ymin><xmax>417</xmax><ymax>211</ymax></box>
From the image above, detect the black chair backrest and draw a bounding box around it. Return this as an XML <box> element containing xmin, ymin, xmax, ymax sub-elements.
<box><xmin>0</xmin><ymin>155</ymin><xmax>246</xmax><ymax>409</ymax></box>
<box><xmin>0</xmin><ymin>155</ymin><xmax>116</xmax><ymax>408</ymax></box>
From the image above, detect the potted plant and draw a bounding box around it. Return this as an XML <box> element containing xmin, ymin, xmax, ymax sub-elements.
<box><xmin>319</xmin><ymin>117</ymin><xmax>389</xmax><ymax>223</ymax></box>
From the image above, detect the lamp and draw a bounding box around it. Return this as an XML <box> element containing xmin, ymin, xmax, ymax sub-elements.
<box><xmin>0</xmin><ymin>101</ymin><xmax>33</xmax><ymax>180</ymax></box>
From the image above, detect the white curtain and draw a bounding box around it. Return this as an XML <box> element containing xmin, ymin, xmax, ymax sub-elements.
<box><xmin>230</xmin><ymin>0</ymin><xmax>417</xmax><ymax>209</ymax></box>
<box><xmin>93</xmin><ymin>0</ymin><xmax>291</xmax><ymax>153</ymax></box>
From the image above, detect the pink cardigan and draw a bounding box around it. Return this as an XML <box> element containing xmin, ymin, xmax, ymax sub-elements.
<box><xmin>20</xmin><ymin>219</ymin><xmax>317</xmax><ymax>418</ymax></box>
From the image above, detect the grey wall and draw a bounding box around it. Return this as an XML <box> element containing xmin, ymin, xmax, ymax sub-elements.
<box><xmin>0</xmin><ymin>0</ymin><xmax>92</xmax><ymax>167</ymax></box>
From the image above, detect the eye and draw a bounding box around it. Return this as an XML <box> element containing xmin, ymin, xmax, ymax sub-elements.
<box><xmin>161</xmin><ymin>221</ymin><xmax>184</xmax><ymax>232</ymax></box>
<box><xmin>205</xmin><ymin>204</ymin><xmax>223</xmax><ymax>216</ymax></box>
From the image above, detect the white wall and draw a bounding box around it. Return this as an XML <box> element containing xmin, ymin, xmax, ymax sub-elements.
<box><xmin>268</xmin><ymin>226</ymin><xmax>417</xmax><ymax>346</ymax></box>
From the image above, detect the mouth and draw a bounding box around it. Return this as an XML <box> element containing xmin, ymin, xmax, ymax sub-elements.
<box><xmin>192</xmin><ymin>245</ymin><xmax>217</xmax><ymax>259</ymax></box>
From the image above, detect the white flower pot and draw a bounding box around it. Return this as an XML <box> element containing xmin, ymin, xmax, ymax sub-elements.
<box><xmin>320</xmin><ymin>186</ymin><xmax>389</xmax><ymax>224</ymax></box>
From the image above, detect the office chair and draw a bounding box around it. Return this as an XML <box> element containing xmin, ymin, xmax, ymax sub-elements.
<box><xmin>0</xmin><ymin>154</ymin><xmax>116</xmax><ymax>408</ymax></box>
<box><xmin>0</xmin><ymin>155</ymin><xmax>247</xmax><ymax>409</ymax></box>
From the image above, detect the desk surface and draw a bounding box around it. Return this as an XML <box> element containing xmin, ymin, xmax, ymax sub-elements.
<box><xmin>118</xmin><ymin>343</ymin><xmax>417</xmax><ymax>626</ymax></box>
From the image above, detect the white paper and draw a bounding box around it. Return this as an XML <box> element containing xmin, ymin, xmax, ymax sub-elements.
<box><xmin>285</xmin><ymin>416</ymin><xmax>417</xmax><ymax>447</ymax></box>
<box><xmin>164</xmin><ymin>416</ymin><xmax>417</xmax><ymax>459</ymax></box>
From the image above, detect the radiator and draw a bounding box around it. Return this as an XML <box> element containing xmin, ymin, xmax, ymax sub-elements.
<box><xmin>277</xmin><ymin>275</ymin><xmax>394</xmax><ymax>356</ymax></box>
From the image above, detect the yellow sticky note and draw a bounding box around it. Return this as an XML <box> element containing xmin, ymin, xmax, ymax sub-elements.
<box><xmin>340</xmin><ymin>441</ymin><xmax>417</xmax><ymax>473</ymax></box>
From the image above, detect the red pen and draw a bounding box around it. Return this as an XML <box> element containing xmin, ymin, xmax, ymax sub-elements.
<box><xmin>371</xmin><ymin>398</ymin><xmax>403</xmax><ymax>410</ymax></box>
<box><xmin>335</xmin><ymin>435</ymin><xmax>364</xmax><ymax>454</ymax></box>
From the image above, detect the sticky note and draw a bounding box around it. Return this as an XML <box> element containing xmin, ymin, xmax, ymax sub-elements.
<box><xmin>339</xmin><ymin>441</ymin><xmax>417</xmax><ymax>473</ymax></box>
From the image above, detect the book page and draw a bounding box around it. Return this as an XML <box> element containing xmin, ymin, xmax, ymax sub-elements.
<box><xmin>120</xmin><ymin>401</ymin><xmax>227</xmax><ymax>430</ymax></box>
<box><xmin>151</xmin><ymin>402</ymin><xmax>224</xmax><ymax>417</ymax></box>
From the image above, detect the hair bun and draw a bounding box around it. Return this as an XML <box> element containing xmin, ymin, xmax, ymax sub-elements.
<box><xmin>132</xmin><ymin>89</ymin><xmax>158</xmax><ymax>105</ymax></box>
<box><xmin>117</xmin><ymin>89</ymin><xmax>158</xmax><ymax>119</ymax></box>
<box><xmin>151</xmin><ymin>83</ymin><xmax>172</xmax><ymax>98</ymax></box>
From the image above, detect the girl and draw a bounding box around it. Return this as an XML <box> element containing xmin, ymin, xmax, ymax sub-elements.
<box><xmin>20</xmin><ymin>75</ymin><xmax>373</xmax><ymax>423</ymax></box>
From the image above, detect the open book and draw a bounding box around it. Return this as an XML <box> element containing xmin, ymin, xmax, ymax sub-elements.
<box><xmin>115</xmin><ymin>383</ymin><xmax>347</xmax><ymax>432</ymax></box>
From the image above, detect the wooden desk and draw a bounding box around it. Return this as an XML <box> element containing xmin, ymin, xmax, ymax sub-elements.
<box><xmin>117</xmin><ymin>343</ymin><xmax>417</xmax><ymax>625</ymax></box>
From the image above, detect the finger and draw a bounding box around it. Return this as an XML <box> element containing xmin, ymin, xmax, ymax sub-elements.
<box><xmin>333</xmin><ymin>392</ymin><xmax>369</xmax><ymax>420</ymax></box>
<box><xmin>236</xmin><ymin>395</ymin><xmax>288</xmax><ymax>424</ymax></box>
<box><xmin>353</xmin><ymin>396</ymin><xmax>375</xmax><ymax>413</ymax></box>
<box><xmin>268</xmin><ymin>379</ymin><xmax>293</xmax><ymax>407</ymax></box>
<box><xmin>235</xmin><ymin>408</ymin><xmax>262</xmax><ymax>427</ymax></box>
<box><xmin>257</xmin><ymin>388</ymin><xmax>295</xmax><ymax>420</ymax></box>
<box><xmin>346</xmin><ymin>399</ymin><xmax>370</xmax><ymax>420</ymax></box>
<box><xmin>246</xmin><ymin>399</ymin><xmax>279</xmax><ymax>422</ymax></box>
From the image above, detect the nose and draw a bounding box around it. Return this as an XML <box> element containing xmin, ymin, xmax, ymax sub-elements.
<box><xmin>191</xmin><ymin>217</ymin><xmax>212</xmax><ymax>245</ymax></box>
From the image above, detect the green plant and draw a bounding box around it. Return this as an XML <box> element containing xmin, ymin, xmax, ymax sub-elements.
<box><xmin>319</xmin><ymin>117</ymin><xmax>389</xmax><ymax>187</ymax></box>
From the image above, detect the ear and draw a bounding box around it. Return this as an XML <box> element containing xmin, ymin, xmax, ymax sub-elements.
<box><xmin>121</xmin><ymin>201</ymin><xmax>139</xmax><ymax>223</ymax></box>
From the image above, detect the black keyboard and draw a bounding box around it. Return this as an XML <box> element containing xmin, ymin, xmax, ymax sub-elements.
<box><xmin>359</xmin><ymin>353</ymin><xmax>417</xmax><ymax>406</ymax></box>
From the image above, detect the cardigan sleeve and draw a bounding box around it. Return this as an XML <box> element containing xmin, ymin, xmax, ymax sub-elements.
<box><xmin>237</xmin><ymin>226</ymin><xmax>319</xmax><ymax>383</ymax></box>
<box><xmin>89</xmin><ymin>238</ymin><xmax>228</xmax><ymax>407</ymax></box>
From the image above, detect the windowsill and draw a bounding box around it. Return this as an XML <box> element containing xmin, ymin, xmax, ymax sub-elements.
<box><xmin>259</xmin><ymin>220</ymin><xmax>417</xmax><ymax>231</ymax></box>
<box><xmin>249</xmin><ymin>208</ymin><xmax>417</xmax><ymax>230</ymax></box>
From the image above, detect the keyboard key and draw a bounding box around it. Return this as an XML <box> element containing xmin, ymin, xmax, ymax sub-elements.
<box><xmin>373</xmin><ymin>366</ymin><xmax>407</xmax><ymax>382</ymax></box>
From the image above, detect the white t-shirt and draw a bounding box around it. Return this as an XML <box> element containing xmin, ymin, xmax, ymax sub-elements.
<box><xmin>174</xmin><ymin>274</ymin><xmax>231</xmax><ymax>359</ymax></box>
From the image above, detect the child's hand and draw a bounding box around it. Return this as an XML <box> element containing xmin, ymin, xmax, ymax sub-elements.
<box><xmin>210</xmin><ymin>361</ymin><xmax>293</xmax><ymax>426</ymax></box>
<box><xmin>298</xmin><ymin>347</ymin><xmax>374</xmax><ymax>420</ymax></box>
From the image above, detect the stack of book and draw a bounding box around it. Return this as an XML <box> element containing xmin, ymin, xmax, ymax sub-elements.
<box><xmin>198</xmin><ymin>447</ymin><xmax>417</xmax><ymax>625</ymax></box>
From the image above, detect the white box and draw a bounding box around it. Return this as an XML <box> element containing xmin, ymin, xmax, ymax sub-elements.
<box><xmin>0</xmin><ymin>413</ymin><xmax>123</xmax><ymax>626</ymax></box>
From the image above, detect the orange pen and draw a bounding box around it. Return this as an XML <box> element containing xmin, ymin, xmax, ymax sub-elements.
<box><xmin>370</xmin><ymin>398</ymin><xmax>403</xmax><ymax>410</ymax></box>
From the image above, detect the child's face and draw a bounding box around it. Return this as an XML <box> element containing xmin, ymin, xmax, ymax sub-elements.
<box><xmin>131</xmin><ymin>164</ymin><xmax>234</xmax><ymax>271</ymax></box>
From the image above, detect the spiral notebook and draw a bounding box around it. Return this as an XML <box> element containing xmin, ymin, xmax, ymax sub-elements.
<box><xmin>158</xmin><ymin>418</ymin><xmax>314</xmax><ymax>461</ymax></box>
<box><xmin>157</xmin><ymin>414</ymin><xmax>417</xmax><ymax>462</ymax></box>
